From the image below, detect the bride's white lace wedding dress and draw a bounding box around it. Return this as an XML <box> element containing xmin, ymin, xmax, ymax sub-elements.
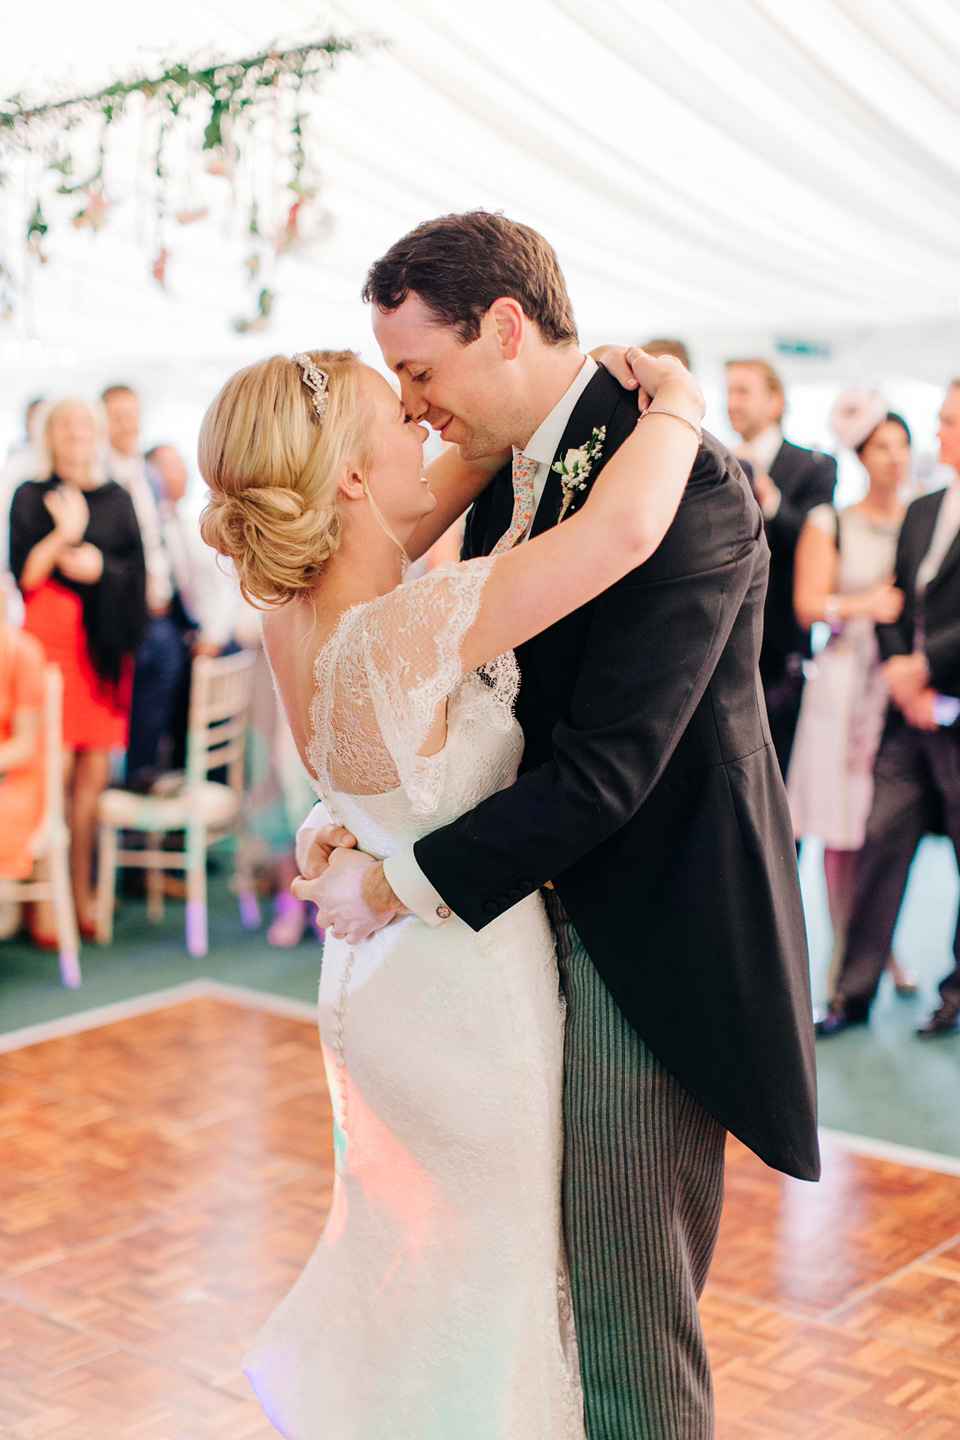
<box><xmin>243</xmin><ymin>560</ymin><xmax>584</xmax><ymax>1440</ymax></box>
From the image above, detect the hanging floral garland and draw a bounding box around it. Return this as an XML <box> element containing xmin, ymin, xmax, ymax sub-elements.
<box><xmin>0</xmin><ymin>37</ymin><xmax>360</xmax><ymax>329</ymax></box>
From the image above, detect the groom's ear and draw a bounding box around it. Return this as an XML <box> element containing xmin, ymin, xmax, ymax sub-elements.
<box><xmin>487</xmin><ymin>298</ymin><xmax>525</xmax><ymax>361</ymax></box>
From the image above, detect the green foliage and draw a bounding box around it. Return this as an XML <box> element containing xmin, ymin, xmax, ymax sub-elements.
<box><xmin>0</xmin><ymin>39</ymin><xmax>357</xmax><ymax>136</ymax></box>
<box><xmin>0</xmin><ymin>37</ymin><xmax>362</xmax><ymax>327</ymax></box>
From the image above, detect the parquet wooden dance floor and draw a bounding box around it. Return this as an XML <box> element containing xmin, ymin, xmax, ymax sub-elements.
<box><xmin>2</xmin><ymin>990</ymin><xmax>960</xmax><ymax>1438</ymax></box>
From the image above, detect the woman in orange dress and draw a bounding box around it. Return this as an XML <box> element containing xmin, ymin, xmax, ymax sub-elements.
<box><xmin>0</xmin><ymin>588</ymin><xmax>46</xmax><ymax>880</ymax></box>
<box><xmin>9</xmin><ymin>399</ymin><xmax>146</xmax><ymax>932</ymax></box>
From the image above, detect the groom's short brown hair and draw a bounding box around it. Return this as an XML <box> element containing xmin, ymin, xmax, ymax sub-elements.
<box><xmin>362</xmin><ymin>211</ymin><xmax>578</xmax><ymax>347</ymax></box>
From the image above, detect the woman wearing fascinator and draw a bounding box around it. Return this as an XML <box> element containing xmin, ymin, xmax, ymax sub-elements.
<box><xmin>788</xmin><ymin>387</ymin><xmax>916</xmax><ymax>993</ymax></box>
<box><xmin>198</xmin><ymin>345</ymin><xmax>703</xmax><ymax>1439</ymax></box>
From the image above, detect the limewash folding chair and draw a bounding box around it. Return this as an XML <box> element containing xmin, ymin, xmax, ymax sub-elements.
<box><xmin>0</xmin><ymin>664</ymin><xmax>82</xmax><ymax>987</ymax></box>
<box><xmin>94</xmin><ymin>649</ymin><xmax>255</xmax><ymax>958</ymax></box>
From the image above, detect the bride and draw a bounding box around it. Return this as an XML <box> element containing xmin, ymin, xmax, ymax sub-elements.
<box><xmin>198</xmin><ymin>344</ymin><xmax>703</xmax><ymax>1440</ymax></box>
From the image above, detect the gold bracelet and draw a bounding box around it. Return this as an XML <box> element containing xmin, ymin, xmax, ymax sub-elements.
<box><xmin>640</xmin><ymin>407</ymin><xmax>702</xmax><ymax>442</ymax></box>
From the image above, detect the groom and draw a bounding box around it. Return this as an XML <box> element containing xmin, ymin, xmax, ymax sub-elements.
<box><xmin>297</xmin><ymin>212</ymin><xmax>819</xmax><ymax>1439</ymax></box>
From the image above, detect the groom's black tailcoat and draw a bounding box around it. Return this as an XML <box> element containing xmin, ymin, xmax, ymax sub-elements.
<box><xmin>415</xmin><ymin>365</ymin><xmax>820</xmax><ymax>1182</ymax></box>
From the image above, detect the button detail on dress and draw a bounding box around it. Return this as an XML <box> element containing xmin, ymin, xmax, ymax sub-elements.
<box><xmin>435</xmin><ymin>905</ymin><xmax>452</xmax><ymax>921</ymax></box>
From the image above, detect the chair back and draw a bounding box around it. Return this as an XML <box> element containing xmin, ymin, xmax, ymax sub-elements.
<box><xmin>185</xmin><ymin>650</ymin><xmax>256</xmax><ymax>794</ymax></box>
<box><xmin>40</xmin><ymin>664</ymin><xmax>66</xmax><ymax>844</ymax></box>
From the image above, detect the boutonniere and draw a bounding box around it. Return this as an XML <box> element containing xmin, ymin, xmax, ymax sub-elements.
<box><xmin>552</xmin><ymin>426</ymin><xmax>606</xmax><ymax>522</ymax></box>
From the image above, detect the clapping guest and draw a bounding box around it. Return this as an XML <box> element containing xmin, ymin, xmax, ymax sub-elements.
<box><xmin>9</xmin><ymin>399</ymin><xmax>146</xmax><ymax>935</ymax></box>
<box><xmin>817</xmin><ymin>382</ymin><xmax>960</xmax><ymax>1038</ymax></box>
<box><xmin>727</xmin><ymin>359</ymin><xmax>837</xmax><ymax>773</ymax></box>
<box><xmin>102</xmin><ymin>384</ymin><xmax>181</xmax><ymax>787</ymax></box>
<box><xmin>789</xmin><ymin>391</ymin><xmax>912</xmax><ymax>991</ymax></box>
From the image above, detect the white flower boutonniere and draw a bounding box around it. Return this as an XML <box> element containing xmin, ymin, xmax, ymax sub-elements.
<box><xmin>552</xmin><ymin>425</ymin><xmax>606</xmax><ymax>522</ymax></box>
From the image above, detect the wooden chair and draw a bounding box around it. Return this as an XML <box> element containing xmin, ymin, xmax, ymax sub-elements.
<box><xmin>95</xmin><ymin>650</ymin><xmax>255</xmax><ymax>958</ymax></box>
<box><xmin>0</xmin><ymin>664</ymin><xmax>82</xmax><ymax>988</ymax></box>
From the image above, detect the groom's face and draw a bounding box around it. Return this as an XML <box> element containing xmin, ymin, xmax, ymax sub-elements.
<box><xmin>372</xmin><ymin>293</ymin><xmax>519</xmax><ymax>459</ymax></box>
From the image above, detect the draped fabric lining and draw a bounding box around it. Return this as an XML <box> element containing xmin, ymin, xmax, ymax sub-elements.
<box><xmin>1</xmin><ymin>0</ymin><xmax>958</xmax><ymax>369</ymax></box>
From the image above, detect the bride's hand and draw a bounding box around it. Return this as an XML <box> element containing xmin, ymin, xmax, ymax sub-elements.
<box><xmin>589</xmin><ymin>346</ymin><xmax>641</xmax><ymax>396</ymax></box>
<box><xmin>296</xmin><ymin>822</ymin><xmax>358</xmax><ymax>881</ymax></box>
<box><xmin>625</xmin><ymin>347</ymin><xmax>705</xmax><ymax>425</ymax></box>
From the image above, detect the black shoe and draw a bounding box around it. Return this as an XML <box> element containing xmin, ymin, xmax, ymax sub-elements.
<box><xmin>917</xmin><ymin>999</ymin><xmax>960</xmax><ymax>1037</ymax></box>
<box><xmin>814</xmin><ymin>999</ymin><xmax>868</xmax><ymax>1037</ymax></box>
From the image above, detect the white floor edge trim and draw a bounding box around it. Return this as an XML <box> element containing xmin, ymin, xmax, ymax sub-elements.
<box><xmin>0</xmin><ymin>979</ymin><xmax>317</xmax><ymax>1052</ymax></box>
<box><xmin>819</xmin><ymin>1127</ymin><xmax>960</xmax><ymax>1178</ymax></box>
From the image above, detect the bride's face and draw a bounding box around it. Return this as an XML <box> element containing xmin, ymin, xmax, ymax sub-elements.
<box><xmin>357</xmin><ymin>367</ymin><xmax>434</xmax><ymax>536</ymax></box>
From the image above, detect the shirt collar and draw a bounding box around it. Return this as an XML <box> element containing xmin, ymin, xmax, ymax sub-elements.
<box><xmin>514</xmin><ymin>355</ymin><xmax>598</xmax><ymax>466</ymax></box>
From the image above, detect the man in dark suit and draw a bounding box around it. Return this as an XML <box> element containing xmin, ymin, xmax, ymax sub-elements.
<box><xmin>817</xmin><ymin>381</ymin><xmax>960</xmax><ymax>1039</ymax></box>
<box><xmin>299</xmin><ymin>213</ymin><xmax>819</xmax><ymax>1440</ymax></box>
<box><xmin>726</xmin><ymin>360</ymin><xmax>837</xmax><ymax>775</ymax></box>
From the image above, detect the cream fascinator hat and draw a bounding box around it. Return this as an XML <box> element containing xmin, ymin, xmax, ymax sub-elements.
<box><xmin>829</xmin><ymin>387</ymin><xmax>889</xmax><ymax>453</ymax></box>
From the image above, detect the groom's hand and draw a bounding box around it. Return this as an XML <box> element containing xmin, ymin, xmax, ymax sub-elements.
<box><xmin>292</xmin><ymin>850</ymin><xmax>405</xmax><ymax>945</ymax></box>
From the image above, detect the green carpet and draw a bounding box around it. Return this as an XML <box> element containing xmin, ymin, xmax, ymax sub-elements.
<box><xmin>3</xmin><ymin>840</ymin><xmax>959</xmax><ymax>1158</ymax></box>
<box><xmin>801</xmin><ymin>834</ymin><xmax>960</xmax><ymax>1158</ymax></box>
<box><xmin>0</xmin><ymin>861</ymin><xmax>322</xmax><ymax>1034</ymax></box>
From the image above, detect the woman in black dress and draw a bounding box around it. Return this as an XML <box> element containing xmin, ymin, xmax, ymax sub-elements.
<box><xmin>9</xmin><ymin>399</ymin><xmax>147</xmax><ymax>934</ymax></box>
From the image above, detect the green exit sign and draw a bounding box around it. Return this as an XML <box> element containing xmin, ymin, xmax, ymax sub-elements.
<box><xmin>774</xmin><ymin>338</ymin><xmax>832</xmax><ymax>358</ymax></box>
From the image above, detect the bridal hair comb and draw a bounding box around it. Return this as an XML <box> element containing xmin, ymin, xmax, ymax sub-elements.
<box><xmin>292</xmin><ymin>352</ymin><xmax>330</xmax><ymax>422</ymax></box>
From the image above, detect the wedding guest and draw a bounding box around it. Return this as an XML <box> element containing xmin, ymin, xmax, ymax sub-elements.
<box><xmin>641</xmin><ymin>338</ymin><xmax>691</xmax><ymax>369</ymax></box>
<box><xmin>9</xmin><ymin>399</ymin><xmax>146</xmax><ymax>934</ymax></box>
<box><xmin>146</xmin><ymin>445</ymin><xmax>237</xmax><ymax>657</ymax></box>
<box><xmin>727</xmin><ymin>358</ymin><xmax>837</xmax><ymax>773</ymax></box>
<box><xmin>1</xmin><ymin>397</ymin><xmax>46</xmax><ymax>626</ymax></box>
<box><xmin>789</xmin><ymin>390</ymin><xmax>913</xmax><ymax>992</ymax></box>
<box><xmin>102</xmin><ymin>384</ymin><xmax>180</xmax><ymax>786</ymax></box>
<box><xmin>817</xmin><ymin>381</ymin><xmax>960</xmax><ymax>1038</ymax></box>
<box><xmin>0</xmin><ymin>585</ymin><xmax>46</xmax><ymax>884</ymax></box>
<box><xmin>144</xmin><ymin>443</ymin><xmax>239</xmax><ymax>771</ymax></box>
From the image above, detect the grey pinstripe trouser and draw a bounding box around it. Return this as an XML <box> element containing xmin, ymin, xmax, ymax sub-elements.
<box><xmin>547</xmin><ymin>898</ymin><xmax>727</xmax><ymax>1440</ymax></box>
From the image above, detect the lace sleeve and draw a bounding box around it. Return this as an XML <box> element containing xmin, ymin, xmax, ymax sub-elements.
<box><xmin>309</xmin><ymin>557</ymin><xmax>517</xmax><ymax>813</ymax></box>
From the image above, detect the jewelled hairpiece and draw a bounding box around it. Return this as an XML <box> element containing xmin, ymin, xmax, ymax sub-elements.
<box><xmin>292</xmin><ymin>352</ymin><xmax>330</xmax><ymax>422</ymax></box>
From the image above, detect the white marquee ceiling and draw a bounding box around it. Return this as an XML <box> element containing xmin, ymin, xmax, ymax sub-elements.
<box><xmin>1</xmin><ymin>0</ymin><xmax>959</xmax><ymax>395</ymax></box>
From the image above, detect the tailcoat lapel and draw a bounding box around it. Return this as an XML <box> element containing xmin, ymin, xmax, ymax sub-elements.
<box><xmin>907</xmin><ymin>492</ymin><xmax>942</xmax><ymax>589</ymax></box>
<box><xmin>926</xmin><ymin>498</ymin><xmax>960</xmax><ymax>594</ymax></box>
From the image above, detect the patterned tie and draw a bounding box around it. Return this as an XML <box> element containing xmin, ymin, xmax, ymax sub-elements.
<box><xmin>491</xmin><ymin>452</ymin><xmax>539</xmax><ymax>555</ymax></box>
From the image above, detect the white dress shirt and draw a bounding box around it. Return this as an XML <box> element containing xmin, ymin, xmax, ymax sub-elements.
<box><xmin>159</xmin><ymin>500</ymin><xmax>237</xmax><ymax>649</ymax></box>
<box><xmin>107</xmin><ymin>449</ymin><xmax>174</xmax><ymax>612</ymax></box>
<box><xmin>299</xmin><ymin>355</ymin><xmax>601</xmax><ymax>925</ymax></box>
<box><xmin>515</xmin><ymin>355</ymin><xmax>598</xmax><ymax>536</ymax></box>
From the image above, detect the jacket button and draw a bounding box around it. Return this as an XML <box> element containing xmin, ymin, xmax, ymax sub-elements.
<box><xmin>483</xmin><ymin>901</ymin><xmax>498</xmax><ymax>916</ymax></box>
<box><xmin>507</xmin><ymin>888</ymin><xmax>521</xmax><ymax>902</ymax></box>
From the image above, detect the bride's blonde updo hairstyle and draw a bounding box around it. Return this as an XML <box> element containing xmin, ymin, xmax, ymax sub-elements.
<box><xmin>199</xmin><ymin>349</ymin><xmax>367</xmax><ymax>608</ymax></box>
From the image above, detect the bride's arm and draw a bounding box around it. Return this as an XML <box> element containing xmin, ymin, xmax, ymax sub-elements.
<box><xmin>404</xmin><ymin>444</ymin><xmax>510</xmax><ymax>562</ymax></box>
<box><xmin>457</xmin><ymin>349</ymin><xmax>702</xmax><ymax>673</ymax></box>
